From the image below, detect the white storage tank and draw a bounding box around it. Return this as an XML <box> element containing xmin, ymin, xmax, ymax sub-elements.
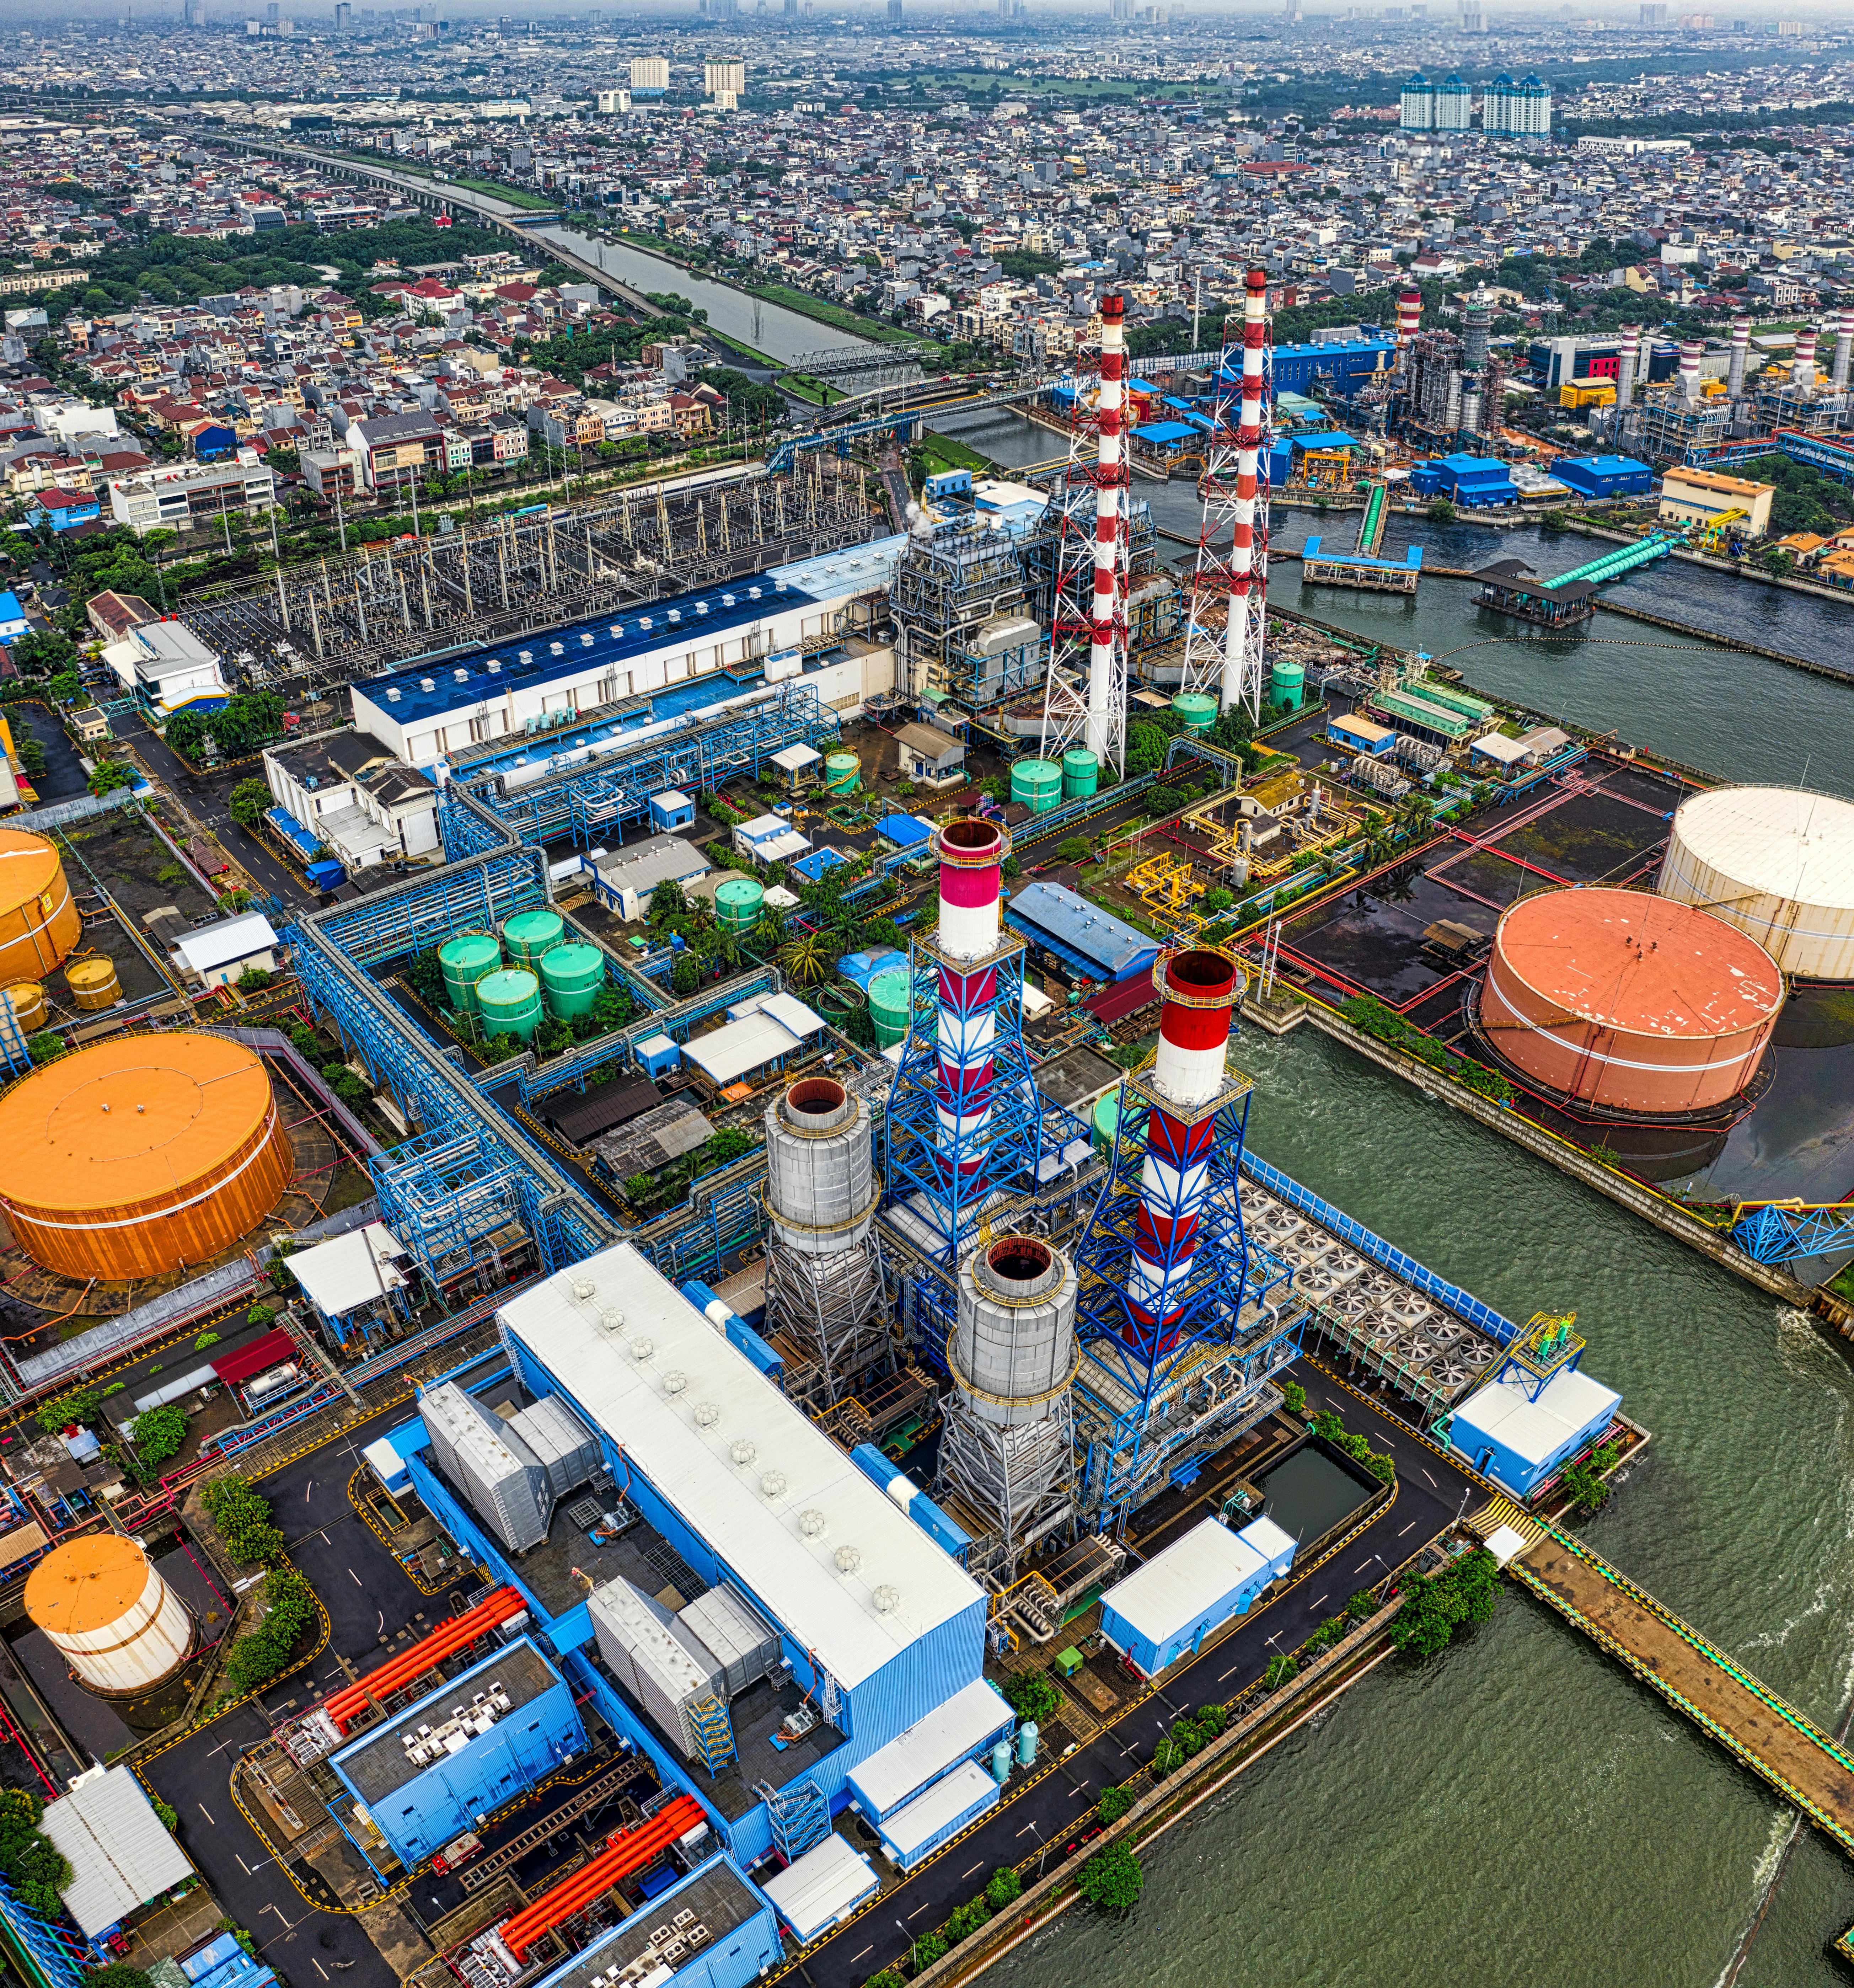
<box><xmin>25</xmin><ymin>1536</ymin><xmax>194</xmax><ymax>1695</ymax></box>
<box><xmin>1659</xmin><ymin>785</ymin><xmax>1854</xmax><ymax>980</ymax></box>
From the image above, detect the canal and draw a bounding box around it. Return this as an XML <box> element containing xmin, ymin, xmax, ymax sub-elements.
<box><xmin>928</xmin><ymin>404</ymin><xmax>1854</xmax><ymax>1987</ymax></box>
<box><xmin>535</xmin><ymin>225</ymin><xmax>877</xmax><ymax>366</ymax></box>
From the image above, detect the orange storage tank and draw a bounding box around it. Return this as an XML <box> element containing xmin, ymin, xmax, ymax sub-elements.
<box><xmin>0</xmin><ymin>1033</ymin><xmax>294</xmax><ymax>1279</ymax></box>
<box><xmin>0</xmin><ymin>830</ymin><xmax>81</xmax><ymax>984</ymax></box>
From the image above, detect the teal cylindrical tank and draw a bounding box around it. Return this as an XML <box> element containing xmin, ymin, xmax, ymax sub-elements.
<box><xmin>1092</xmin><ymin>1091</ymin><xmax>1121</xmax><ymax>1157</ymax></box>
<box><xmin>1012</xmin><ymin>758</ymin><xmax>1061</xmax><ymax>814</ymax></box>
<box><xmin>503</xmin><ymin>908</ymin><xmax>566</xmax><ymax>967</ymax></box>
<box><xmin>1172</xmin><ymin>691</ymin><xmax>1218</xmax><ymax>733</ymax></box>
<box><xmin>868</xmin><ymin>968</ymin><xmax>912</xmax><ymax>1049</ymax></box>
<box><xmin>990</xmin><ymin>1739</ymin><xmax>1012</xmax><ymax>1784</ymax></box>
<box><xmin>1270</xmin><ymin>658</ymin><xmax>1306</xmax><ymax>711</ymax></box>
<box><xmin>439</xmin><ymin>932</ymin><xmax>500</xmax><ymax>1015</ymax></box>
<box><xmin>476</xmin><ymin>967</ymin><xmax>541</xmax><ymax>1042</ymax></box>
<box><xmin>824</xmin><ymin>750</ymin><xmax>860</xmax><ymax>795</ymax></box>
<box><xmin>1061</xmin><ymin>749</ymin><xmax>1099</xmax><ymax>800</ymax></box>
<box><xmin>539</xmin><ymin>942</ymin><xmax>604</xmax><ymax>1020</ymax></box>
<box><xmin>715</xmin><ymin>876</ymin><xmax>765</xmax><ymax>936</ymax></box>
<box><xmin>1015</xmin><ymin>1720</ymin><xmax>1038</xmax><ymax>1767</ymax></box>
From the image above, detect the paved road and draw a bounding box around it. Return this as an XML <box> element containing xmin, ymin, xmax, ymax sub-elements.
<box><xmin>139</xmin><ymin>1402</ymin><xmax>467</xmax><ymax>1988</ymax></box>
<box><xmin>793</xmin><ymin>1368</ymin><xmax>1479</xmax><ymax>1988</ymax></box>
<box><xmin>123</xmin><ymin>718</ymin><xmax>311</xmax><ymax>908</ymax></box>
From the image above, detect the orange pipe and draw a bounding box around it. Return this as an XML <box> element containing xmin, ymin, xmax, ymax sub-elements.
<box><xmin>501</xmin><ymin>1796</ymin><xmax>707</xmax><ymax>1959</ymax></box>
<box><xmin>325</xmin><ymin>1586</ymin><xmax>526</xmax><ymax>1732</ymax></box>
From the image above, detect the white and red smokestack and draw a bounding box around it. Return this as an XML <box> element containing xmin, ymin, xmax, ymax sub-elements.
<box><xmin>1617</xmin><ymin>326</ymin><xmax>1640</xmax><ymax>412</ymax></box>
<box><xmin>932</xmin><ymin>818</ymin><xmax>1008</xmax><ymax>1183</ymax></box>
<box><xmin>1222</xmin><ymin>266</ymin><xmax>1269</xmax><ymax>716</ymax></box>
<box><xmin>1127</xmin><ymin>947</ymin><xmax>1241</xmax><ymax>1349</ymax></box>
<box><xmin>1727</xmin><ymin>314</ymin><xmax>1751</xmax><ymax>400</ymax></box>
<box><xmin>1679</xmin><ymin>340</ymin><xmax>1703</xmax><ymax>403</ymax></box>
<box><xmin>1834</xmin><ymin>310</ymin><xmax>1854</xmax><ymax>392</ymax></box>
<box><xmin>1795</xmin><ymin>325</ymin><xmax>1821</xmax><ymax>388</ymax></box>
<box><xmin>1086</xmin><ymin>294</ymin><xmax>1128</xmax><ymax>763</ymax></box>
<box><xmin>1397</xmin><ymin>287</ymin><xmax>1422</xmax><ymax>348</ymax></box>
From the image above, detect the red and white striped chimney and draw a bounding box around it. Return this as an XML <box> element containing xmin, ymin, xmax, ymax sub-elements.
<box><xmin>931</xmin><ymin>818</ymin><xmax>1008</xmax><ymax>1183</ymax></box>
<box><xmin>1086</xmin><ymin>294</ymin><xmax>1127</xmax><ymax>761</ymax></box>
<box><xmin>1397</xmin><ymin>287</ymin><xmax>1422</xmax><ymax>348</ymax></box>
<box><xmin>1222</xmin><ymin>265</ymin><xmax>1270</xmax><ymax>714</ymax></box>
<box><xmin>1795</xmin><ymin>325</ymin><xmax>1820</xmax><ymax>387</ymax></box>
<box><xmin>1726</xmin><ymin>314</ymin><xmax>1751</xmax><ymax>400</ymax></box>
<box><xmin>1127</xmin><ymin>947</ymin><xmax>1242</xmax><ymax>1342</ymax></box>
<box><xmin>1679</xmin><ymin>340</ymin><xmax>1703</xmax><ymax>403</ymax></box>
<box><xmin>1834</xmin><ymin>310</ymin><xmax>1854</xmax><ymax>392</ymax></box>
<box><xmin>1617</xmin><ymin>326</ymin><xmax>1640</xmax><ymax>412</ymax></box>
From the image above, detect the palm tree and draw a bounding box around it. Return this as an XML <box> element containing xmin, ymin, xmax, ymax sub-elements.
<box><xmin>754</xmin><ymin>907</ymin><xmax>789</xmax><ymax>953</ymax></box>
<box><xmin>779</xmin><ymin>931</ymin><xmax>835</xmax><ymax>988</ymax></box>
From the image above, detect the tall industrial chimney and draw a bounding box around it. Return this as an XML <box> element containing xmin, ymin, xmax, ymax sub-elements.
<box><xmin>1085</xmin><ymin>294</ymin><xmax>1127</xmax><ymax>768</ymax></box>
<box><xmin>1222</xmin><ymin>266</ymin><xmax>1270</xmax><ymax>719</ymax></box>
<box><xmin>1463</xmin><ymin>301</ymin><xmax>1491</xmax><ymax>373</ymax></box>
<box><xmin>762</xmin><ymin>1075</ymin><xmax>887</xmax><ymax>1406</ymax></box>
<box><xmin>1794</xmin><ymin>325</ymin><xmax>1819</xmax><ymax>388</ymax></box>
<box><xmin>1617</xmin><ymin>326</ymin><xmax>1640</xmax><ymax>412</ymax></box>
<box><xmin>938</xmin><ymin>1235</ymin><xmax>1079</xmax><ymax>1578</ymax></box>
<box><xmin>1726</xmin><ymin>314</ymin><xmax>1751</xmax><ymax>400</ymax></box>
<box><xmin>1835</xmin><ymin>310</ymin><xmax>1854</xmax><ymax>392</ymax></box>
<box><xmin>1397</xmin><ymin>287</ymin><xmax>1422</xmax><ymax>347</ymax></box>
<box><xmin>1679</xmin><ymin>341</ymin><xmax>1703</xmax><ymax>403</ymax></box>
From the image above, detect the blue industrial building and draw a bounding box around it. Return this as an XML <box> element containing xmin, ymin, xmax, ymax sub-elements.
<box><xmin>525</xmin><ymin>1854</ymin><xmax>781</xmax><ymax>1988</ymax></box>
<box><xmin>1004</xmin><ymin>881</ymin><xmax>1161</xmax><ymax>984</ymax></box>
<box><xmin>1442</xmin><ymin>1363</ymin><xmax>1620</xmax><ymax>1497</ymax></box>
<box><xmin>1098</xmin><ymin>1513</ymin><xmax>1297</xmax><ymax>1676</ymax></box>
<box><xmin>1236</xmin><ymin>336</ymin><xmax>1395</xmax><ymax>400</ymax></box>
<box><xmin>397</xmin><ymin>1245</ymin><xmax>1004</xmax><ymax>1886</ymax></box>
<box><xmin>328</xmin><ymin>1637</ymin><xmax>586</xmax><ymax>1870</ymax></box>
<box><xmin>1551</xmin><ymin>454</ymin><xmax>1655</xmax><ymax>500</ymax></box>
<box><xmin>1409</xmin><ymin>455</ymin><xmax>1520</xmax><ymax>507</ymax></box>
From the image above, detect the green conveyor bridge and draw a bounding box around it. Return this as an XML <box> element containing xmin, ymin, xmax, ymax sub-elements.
<box><xmin>1539</xmin><ymin>530</ymin><xmax>1680</xmax><ymax>591</ymax></box>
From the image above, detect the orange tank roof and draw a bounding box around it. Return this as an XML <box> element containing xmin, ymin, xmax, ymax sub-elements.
<box><xmin>25</xmin><ymin>1535</ymin><xmax>153</xmax><ymax>1637</ymax></box>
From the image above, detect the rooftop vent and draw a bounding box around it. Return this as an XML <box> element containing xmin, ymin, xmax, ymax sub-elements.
<box><xmin>580</xmin><ymin>631</ymin><xmax>595</xmax><ymax>646</ymax></box>
<box><xmin>667</xmin><ymin>608</ymin><xmax>681</xmax><ymax>621</ymax></box>
<box><xmin>519</xmin><ymin>650</ymin><xmax>533</xmax><ymax>665</ymax></box>
<box><xmin>748</xmin><ymin>586</ymin><xmax>762</xmax><ymax>600</ymax></box>
<box><xmin>721</xmin><ymin>593</ymin><xmax>736</xmax><ymax>606</ymax></box>
<box><xmin>454</xmin><ymin>667</ymin><xmax>469</xmax><ymax>682</ymax></box>
<box><xmin>639</xmin><ymin>616</ymin><xmax>653</xmax><ymax>629</ymax></box>
<box><xmin>420</xmin><ymin>677</ymin><xmax>435</xmax><ymax>692</ymax></box>
<box><xmin>610</xmin><ymin>625</ymin><xmax>623</xmax><ymax>638</ymax></box>
<box><xmin>760</xmin><ymin>1470</ymin><xmax>788</xmax><ymax>1500</ymax></box>
<box><xmin>696</xmin><ymin>602</ymin><xmax>710</xmax><ymax>615</ymax></box>
<box><xmin>872</xmin><ymin>1584</ymin><xmax>900</xmax><ymax>1615</ymax></box>
<box><xmin>386</xmin><ymin>687</ymin><xmax>401</xmax><ymax>702</ymax></box>
<box><xmin>798</xmin><ymin>1508</ymin><xmax>826</xmax><ymax>1539</ymax></box>
<box><xmin>600</xmin><ymin>1307</ymin><xmax>626</xmax><ymax>1334</ymax></box>
<box><xmin>832</xmin><ymin>1544</ymin><xmax>862</xmax><ymax>1576</ymax></box>
<box><xmin>572</xmin><ymin>1277</ymin><xmax>597</xmax><ymax>1303</ymax></box>
<box><xmin>628</xmin><ymin>1336</ymin><xmax>655</xmax><ymax>1362</ymax></box>
<box><xmin>730</xmin><ymin>1438</ymin><xmax>757</xmax><ymax>1467</ymax></box>
<box><xmin>663</xmin><ymin>1370</ymin><xmax>688</xmax><ymax>1397</ymax></box>
<box><xmin>487</xmin><ymin>659</ymin><xmax>502</xmax><ymax>673</ymax></box>
<box><xmin>549</xmin><ymin>641</ymin><xmax>564</xmax><ymax>656</ymax></box>
<box><xmin>693</xmin><ymin>1402</ymin><xmax>720</xmax><ymax>1429</ymax></box>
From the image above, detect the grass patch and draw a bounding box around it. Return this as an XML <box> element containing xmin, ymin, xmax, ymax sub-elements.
<box><xmin>779</xmin><ymin>372</ymin><xmax>848</xmax><ymax>406</ymax></box>
<box><xmin>921</xmin><ymin>432</ymin><xmax>993</xmax><ymax>475</ymax></box>
<box><xmin>743</xmin><ymin>281</ymin><xmax>925</xmax><ymax>348</ymax></box>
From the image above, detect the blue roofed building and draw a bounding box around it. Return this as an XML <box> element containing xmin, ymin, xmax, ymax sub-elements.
<box><xmin>1004</xmin><ymin>881</ymin><xmax>1161</xmax><ymax>984</ymax></box>
<box><xmin>1550</xmin><ymin>454</ymin><xmax>1655</xmax><ymax>500</ymax></box>
<box><xmin>0</xmin><ymin>592</ymin><xmax>28</xmax><ymax>643</ymax></box>
<box><xmin>1235</xmin><ymin>337</ymin><xmax>1395</xmax><ymax>399</ymax></box>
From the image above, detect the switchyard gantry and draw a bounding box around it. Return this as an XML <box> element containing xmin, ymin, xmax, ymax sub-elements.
<box><xmin>185</xmin><ymin>455</ymin><xmax>878</xmax><ymax>695</ymax></box>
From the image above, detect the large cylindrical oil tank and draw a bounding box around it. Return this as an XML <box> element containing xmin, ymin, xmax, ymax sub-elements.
<box><xmin>1011</xmin><ymin>759</ymin><xmax>1061</xmax><ymax>814</ymax></box>
<box><xmin>440</xmin><ymin>932</ymin><xmax>501</xmax><ymax>1015</ymax></box>
<box><xmin>1479</xmin><ymin>886</ymin><xmax>1784</xmax><ymax>1114</ymax></box>
<box><xmin>539</xmin><ymin>942</ymin><xmax>603</xmax><ymax>1020</ymax></box>
<box><xmin>3</xmin><ymin>982</ymin><xmax>44</xmax><ymax>1033</ymax></box>
<box><xmin>0</xmin><ymin>830</ymin><xmax>81</xmax><ymax>985</ymax></box>
<box><xmin>1658</xmin><ymin>785</ymin><xmax>1854</xmax><ymax>980</ymax></box>
<box><xmin>951</xmin><ymin>1236</ymin><xmax>1078</xmax><ymax>1428</ymax></box>
<box><xmin>67</xmin><ymin>957</ymin><xmax>120</xmax><ymax>1011</ymax></box>
<box><xmin>763</xmin><ymin>1075</ymin><xmax>877</xmax><ymax>1254</ymax></box>
<box><xmin>1271</xmin><ymin>658</ymin><xmax>1306</xmax><ymax>711</ymax></box>
<box><xmin>477</xmin><ymin>968</ymin><xmax>541</xmax><ymax>1042</ymax></box>
<box><xmin>503</xmin><ymin>908</ymin><xmax>566</xmax><ymax>967</ymax></box>
<box><xmin>0</xmin><ymin>1033</ymin><xmax>294</xmax><ymax>1279</ymax></box>
<box><xmin>1170</xmin><ymin>692</ymin><xmax>1218</xmax><ymax>734</ymax></box>
<box><xmin>1061</xmin><ymin>750</ymin><xmax>1099</xmax><ymax>800</ymax></box>
<box><xmin>25</xmin><ymin>1535</ymin><xmax>195</xmax><ymax>1695</ymax></box>
<box><xmin>824</xmin><ymin>750</ymin><xmax>861</xmax><ymax>796</ymax></box>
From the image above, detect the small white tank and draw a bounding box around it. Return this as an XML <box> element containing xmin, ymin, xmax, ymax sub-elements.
<box><xmin>25</xmin><ymin>1535</ymin><xmax>195</xmax><ymax>1694</ymax></box>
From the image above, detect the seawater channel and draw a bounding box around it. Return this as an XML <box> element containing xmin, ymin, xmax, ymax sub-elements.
<box><xmin>931</xmin><ymin>404</ymin><xmax>1854</xmax><ymax>1986</ymax></box>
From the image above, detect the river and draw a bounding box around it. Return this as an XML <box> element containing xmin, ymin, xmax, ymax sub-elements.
<box><xmin>535</xmin><ymin>224</ymin><xmax>875</xmax><ymax>365</ymax></box>
<box><xmin>930</xmin><ymin>405</ymin><xmax>1854</xmax><ymax>1986</ymax></box>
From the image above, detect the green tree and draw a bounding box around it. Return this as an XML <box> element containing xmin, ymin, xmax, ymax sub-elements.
<box><xmin>624</xmin><ymin>1172</ymin><xmax>657</xmax><ymax>1205</ymax></box>
<box><xmin>1263</xmin><ymin>1652</ymin><xmax>1298</xmax><ymax>1689</ymax></box>
<box><xmin>131</xmin><ymin>1402</ymin><xmax>190</xmax><ymax>1467</ymax></box>
<box><xmin>36</xmin><ymin>1384</ymin><xmax>99</xmax><ymax>1434</ymax></box>
<box><xmin>229</xmin><ymin>777</ymin><xmax>271</xmax><ymax>830</ymax></box>
<box><xmin>778</xmin><ymin>931</ymin><xmax>836</xmax><ymax>987</ymax></box>
<box><xmin>1056</xmin><ymin>836</ymin><xmax>1092</xmax><ymax>863</ymax></box>
<box><xmin>1279</xmin><ymin>1379</ymin><xmax>1307</xmax><ymax>1416</ymax></box>
<box><xmin>202</xmin><ymin>1475</ymin><xmax>286</xmax><ymax>1565</ymax></box>
<box><xmin>1076</xmin><ymin>1840</ymin><xmax>1143</xmax><ymax>1911</ymax></box>
<box><xmin>1389</xmin><ymin>1547</ymin><xmax>1500</xmax><ymax>1657</ymax></box>
<box><xmin>984</xmin><ymin>1865</ymin><xmax>1023</xmax><ymax>1909</ymax></box>
<box><xmin>1001</xmin><ymin>1670</ymin><xmax>1061</xmax><ymax>1722</ymax></box>
<box><xmin>648</xmin><ymin>875</ymin><xmax>688</xmax><ymax>925</ymax></box>
<box><xmin>15</xmin><ymin>732</ymin><xmax>47</xmax><ymax>780</ymax></box>
<box><xmin>0</xmin><ymin>1790</ymin><xmax>72</xmax><ymax>1917</ymax></box>
<box><xmin>221</xmin><ymin>1567</ymin><xmax>317</xmax><ymax>1693</ymax></box>
<box><xmin>1426</xmin><ymin>497</ymin><xmax>1455</xmax><ymax>522</ymax></box>
<box><xmin>1097</xmin><ymin>1783</ymin><xmax>1135</xmax><ymax>1823</ymax></box>
<box><xmin>89</xmin><ymin>1967</ymin><xmax>156</xmax><ymax>1988</ymax></box>
<box><xmin>10</xmin><ymin>630</ymin><xmax>76</xmax><ymax>677</ymax></box>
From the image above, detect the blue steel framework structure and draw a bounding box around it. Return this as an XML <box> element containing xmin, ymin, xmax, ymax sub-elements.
<box><xmin>436</xmin><ymin>683</ymin><xmax>842</xmax><ymax>858</ymax></box>
<box><xmin>1732</xmin><ymin>1201</ymin><xmax>1854</xmax><ymax>1271</ymax></box>
<box><xmin>1071</xmin><ymin>1065</ymin><xmax>1300</xmax><ymax>1524</ymax></box>
<box><xmin>0</xmin><ymin>1872</ymin><xmax>90</xmax><ymax>1988</ymax></box>
<box><xmin>766</xmin><ymin>411</ymin><xmax>920</xmax><ymax>475</ymax></box>
<box><xmin>370</xmin><ymin>1129</ymin><xmax>525</xmax><ymax>1281</ymax></box>
<box><xmin>883</xmin><ymin>925</ymin><xmax>1046</xmax><ymax>1370</ymax></box>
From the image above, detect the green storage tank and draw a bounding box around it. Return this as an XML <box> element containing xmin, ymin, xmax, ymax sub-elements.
<box><xmin>1171</xmin><ymin>692</ymin><xmax>1218</xmax><ymax>734</ymax></box>
<box><xmin>439</xmin><ymin>932</ymin><xmax>500</xmax><ymax>1015</ymax></box>
<box><xmin>477</xmin><ymin>967</ymin><xmax>542</xmax><ymax>1043</ymax></box>
<box><xmin>824</xmin><ymin>750</ymin><xmax>861</xmax><ymax>796</ymax></box>
<box><xmin>1061</xmin><ymin>749</ymin><xmax>1099</xmax><ymax>800</ymax></box>
<box><xmin>1270</xmin><ymin>658</ymin><xmax>1306</xmax><ymax>711</ymax></box>
<box><xmin>715</xmin><ymin>876</ymin><xmax>765</xmax><ymax>936</ymax></box>
<box><xmin>868</xmin><ymin>968</ymin><xmax>913</xmax><ymax>1049</ymax></box>
<box><xmin>1092</xmin><ymin>1091</ymin><xmax>1121</xmax><ymax>1156</ymax></box>
<box><xmin>540</xmin><ymin>943</ymin><xmax>604</xmax><ymax>1020</ymax></box>
<box><xmin>1012</xmin><ymin>758</ymin><xmax>1062</xmax><ymax>814</ymax></box>
<box><xmin>503</xmin><ymin>908</ymin><xmax>566</xmax><ymax>967</ymax></box>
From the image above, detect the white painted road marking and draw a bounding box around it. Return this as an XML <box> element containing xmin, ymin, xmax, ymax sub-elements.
<box><xmin>197</xmin><ymin>1804</ymin><xmax>215</xmax><ymax>1824</ymax></box>
<box><xmin>348</xmin><ymin>1569</ymin><xmax>363</xmax><ymax>1586</ymax></box>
